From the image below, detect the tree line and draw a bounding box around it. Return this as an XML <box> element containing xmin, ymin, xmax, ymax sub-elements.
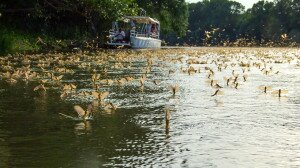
<box><xmin>181</xmin><ymin>0</ymin><xmax>300</xmax><ymax>46</ymax></box>
<box><xmin>0</xmin><ymin>0</ymin><xmax>299</xmax><ymax>54</ymax></box>
<box><xmin>0</xmin><ymin>0</ymin><xmax>187</xmax><ymax>39</ymax></box>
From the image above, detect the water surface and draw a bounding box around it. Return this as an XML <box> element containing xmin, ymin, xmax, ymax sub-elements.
<box><xmin>0</xmin><ymin>47</ymin><xmax>300</xmax><ymax>167</ymax></box>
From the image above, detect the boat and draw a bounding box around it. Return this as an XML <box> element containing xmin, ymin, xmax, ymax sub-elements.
<box><xmin>107</xmin><ymin>16</ymin><xmax>161</xmax><ymax>49</ymax></box>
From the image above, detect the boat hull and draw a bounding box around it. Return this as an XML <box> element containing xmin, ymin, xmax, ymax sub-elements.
<box><xmin>130</xmin><ymin>36</ymin><xmax>161</xmax><ymax>49</ymax></box>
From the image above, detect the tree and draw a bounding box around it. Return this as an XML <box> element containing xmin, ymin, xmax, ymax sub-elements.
<box><xmin>187</xmin><ymin>0</ymin><xmax>245</xmax><ymax>45</ymax></box>
<box><xmin>136</xmin><ymin>0</ymin><xmax>189</xmax><ymax>36</ymax></box>
<box><xmin>0</xmin><ymin>0</ymin><xmax>139</xmax><ymax>38</ymax></box>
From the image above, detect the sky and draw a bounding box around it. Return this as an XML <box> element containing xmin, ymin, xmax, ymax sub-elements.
<box><xmin>186</xmin><ymin>0</ymin><xmax>270</xmax><ymax>9</ymax></box>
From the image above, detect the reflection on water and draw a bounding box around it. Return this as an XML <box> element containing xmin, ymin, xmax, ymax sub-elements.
<box><xmin>0</xmin><ymin>47</ymin><xmax>300</xmax><ymax>167</ymax></box>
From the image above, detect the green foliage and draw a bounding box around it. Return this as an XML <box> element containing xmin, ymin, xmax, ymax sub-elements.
<box><xmin>0</xmin><ymin>0</ymin><xmax>139</xmax><ymax>38</ymax></box>
<box><xmin>186</xmin><ymin>0</ymin><xmax>244</xmax><ymax>45</ymax></box>
<box><xmin>0</xmin><ymin>27</ymin><xmax>39</xmax><ymax>55</ymax></box>
<box><xmin>136</xmin><ymin>0</ymin><xmax>189</xmax><ymax>36</ymax></box>
<box><xmin>185</xmin><ymin>0</ymin><xmax>300</xmax><ymax>45</ymax></box>
<box><xmin>0</xmin><ymin>28</ymin><xmax>13</xmax><ymax>55</ymax></box>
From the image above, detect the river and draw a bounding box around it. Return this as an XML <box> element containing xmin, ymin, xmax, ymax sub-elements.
<box><xmin>0</xmin><ymin>47</ymin><xmax>299</xmax><ymax>167</ymax></box>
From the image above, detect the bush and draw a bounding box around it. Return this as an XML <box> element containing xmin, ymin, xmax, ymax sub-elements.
<box><xmin>0</xmin><ymin>27</ymin><xmax>39</xmax><ymax>56</ymax></box>
<box><xmin>0</xmin><ymin>28</ymin><xmax>13</xmax><ymax>55</ymax></box>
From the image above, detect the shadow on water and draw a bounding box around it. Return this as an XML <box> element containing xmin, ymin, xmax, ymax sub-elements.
<box><xmin>0</xmin><ymin>79</ymin><xmax>172</xmax><ymax>167</ymax></box>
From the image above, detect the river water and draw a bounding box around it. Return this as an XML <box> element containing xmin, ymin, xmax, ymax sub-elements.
<box><xmin>0</xmin><ymin>47</ymin><xmax>300</xmax><ymax>167</ymax></box>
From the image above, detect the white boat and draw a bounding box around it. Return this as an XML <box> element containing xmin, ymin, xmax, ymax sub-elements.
<box><xmin>107</xmin><ymin>16</ymin><xmax>161</xmax><ymax>49</ymax></box>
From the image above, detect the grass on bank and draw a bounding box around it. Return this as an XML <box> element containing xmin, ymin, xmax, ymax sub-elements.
<box><xmin>0</xmin><ymin>27</ymin><xmax>101</xmax><ymax>56</ymax></box>
<box><xmin>0</xmin><ymin>27</ymin><xmax>40</xmax><ymax>55</ymax></box>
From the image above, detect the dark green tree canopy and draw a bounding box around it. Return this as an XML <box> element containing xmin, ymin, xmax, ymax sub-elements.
<box><xmin>0</xmin><ymin>0</ymin><xmax>188</xmax><ymax>39</ymax></box>
<box><xmin>185</xmin><ymin>0</ymin><xmax>300</xmax><ymax>45</ymax></box>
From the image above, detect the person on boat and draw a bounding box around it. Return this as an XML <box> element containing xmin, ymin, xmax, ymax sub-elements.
<box><xmin>115</xmin><ymin>28</ymin><xmax>125</xmax><ymax>43</ymax></box>
<box><xmin>151</xmin><ymin>24</ymin><xmax>157</xmax><ymax>38</ymax></box>
<box><xmin>130</xmin><ymin>20</ymin><xmax>136</xmax><ymax>30</ymax></box>
<box><xmin>147</xmin><ymin>23</ymin><xmax>152</xmax><ymax>37</ymax></box>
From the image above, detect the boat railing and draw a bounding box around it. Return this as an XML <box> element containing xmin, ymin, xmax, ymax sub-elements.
<box><xmin>130</xmin><ymin>30</ymin><xmax>137</xmax><ymax>37</ymax></box>
<box><xmin>130</xmin><ymin>30</ymin><xmax>146</xmax><ymax>37</ymax></box>
<box><xmin>130</xmin><ymin>29</ymin><xmax>159</xmax><ymax>39</ymax></box>
<box><xmin>109</xmin><ymin>29</ymin><xmax>116</xmax><ymax>43</ymax></box>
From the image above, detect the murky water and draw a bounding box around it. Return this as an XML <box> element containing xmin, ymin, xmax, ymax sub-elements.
<box><xmin>0</xmin><ymin>47</ymin><xmax>300</xmax><ymax>167</ymax></box>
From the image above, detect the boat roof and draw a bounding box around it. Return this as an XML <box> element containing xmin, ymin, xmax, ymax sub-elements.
<box><xmin>122</xmin><ymin>16</ymin><xmax>159</xmax><ymax>24</ymax></box>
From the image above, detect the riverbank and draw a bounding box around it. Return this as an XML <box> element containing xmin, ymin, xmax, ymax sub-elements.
<box><xmin>0</xmin><ymin>27</ymin><xmax>105</xmax><ymax>56</ymax></box>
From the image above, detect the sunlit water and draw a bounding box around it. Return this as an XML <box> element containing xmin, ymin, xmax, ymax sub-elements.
<box><xmin>0</xmin><ymin>47</ymin><xmax>300</xmax><ymax>167</ymax></box>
